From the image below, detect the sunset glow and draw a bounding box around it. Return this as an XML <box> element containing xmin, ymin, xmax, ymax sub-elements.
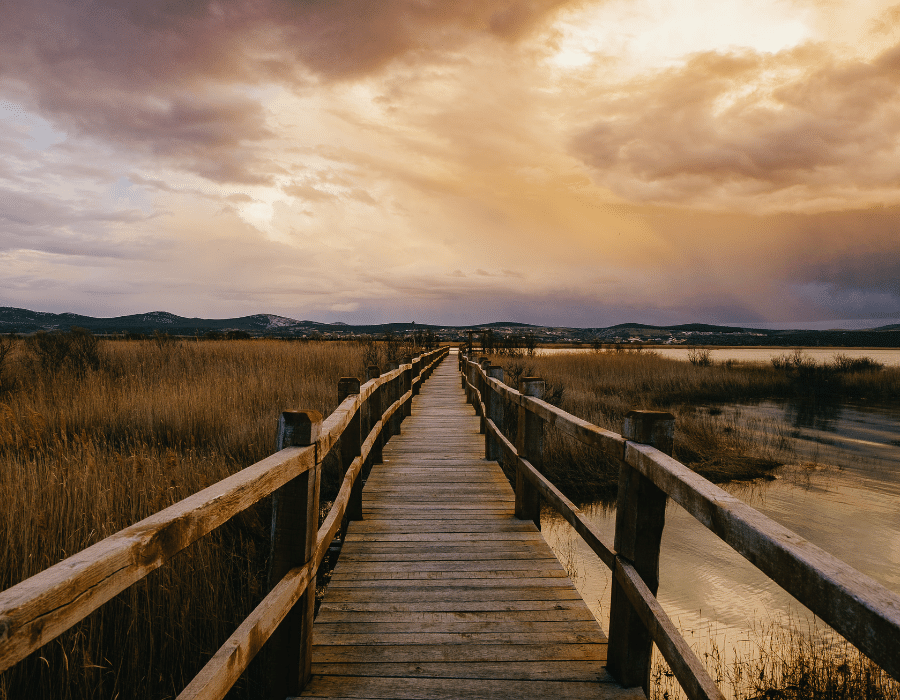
<box><xmin>2</xmin><ymin>0</ymin><xmax>899</xmax><ymax>326</ymax></box>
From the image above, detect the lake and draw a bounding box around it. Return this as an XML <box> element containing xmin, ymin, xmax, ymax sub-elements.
<box><xmin>539</xmin><ymin>346</ymin><xmax>900</xmax><ymax>367</ymax></box>
<box><xmin>541</xmin><ymin>397</ymin><xmax>900</xmax><ymax>682</ymax></box>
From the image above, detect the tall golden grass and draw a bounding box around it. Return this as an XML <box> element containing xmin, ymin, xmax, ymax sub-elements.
<box><xmin>651</xmin><ymin>616</ymin><xmax>900</xmax><ymax>700</ymax></box>
<box><xmin>484</xmin><ymin>348</ymin><xmax>900</xmax><ymax>698</ymax></box>
<box><xmin>485</xmin><ymin>349</ymin><xmax>810</xmax><ymax>500</ymax></box>
<box><xmin>0</xmin><ymin>337</ymin><xmax>369</xmax><ymax>699</ymax></box>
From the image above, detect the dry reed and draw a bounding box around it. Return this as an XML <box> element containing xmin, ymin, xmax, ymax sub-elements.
<box><xmin>651</xmin><ymin>614</ymin><xmax>900</xmax><ymax>700</ymax></box>
<box><xmin>0</xmin><ymin>337</ymin><xmax>368</xmax><ymax>699</ymax></box>
<box><xmin>485</xmin><ymin>349</ymin><xmax>802</xmax><ymax>500</ymax></box>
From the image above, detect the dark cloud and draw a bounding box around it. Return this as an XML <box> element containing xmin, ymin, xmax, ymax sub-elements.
<box><xmin>0</xmin><ymin>187</ymin><xmax>160</xmax><ymax>259</ymax></box>
<box><xmin>572</xmin><ymin>42</ymin><xmax>900</xmax><ymax>202</ymax></box>
<box><xmin>1</xmin><ymin>0</ymin><xmax>573</xmax><ymax>183</ymax></box>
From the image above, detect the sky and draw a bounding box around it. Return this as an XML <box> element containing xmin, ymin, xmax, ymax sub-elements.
<box><xmin>2</xmin><ymin>0</ymin><xmax>900</xmax><ymax>328</ymax></box>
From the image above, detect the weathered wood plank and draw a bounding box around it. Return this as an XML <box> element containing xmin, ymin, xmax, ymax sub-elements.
<box><xmin>311</xmin><ymin>661</ymin><xmax>612</xmax><ymax>682</ymax></box>
<box><xmin>311</xmin><ymin>631</ymin><xmax>608</xmax><ymax>646</ymax></box>
<box><xmin>315</xmin><ymin>609</ymin><xmax>598</xmax><ymax>623</ymax></box>
<box><xmin>312</xmin><ymin>620</ymin><xmax>605</xmax><ymax>635</ymax></box>
<box><xmin>298</xmin><ymin>675</ymin><xmax>644</xmax><ymax>699</ymax></box>
<box><xmin>334</xmin><ymin>557</ymin><xmax>564</xmax><ymax>570</ymax></box>
<box><xmin>300</xmin><ymin>355</ymin><xmax>616</xmax><ymax>699</ymax></box>
<box><xmin>311</xmin><ymin>642</ymin><xmax>606</xmax><ymax>663</ymax></box>
<box><xmin>322</xmin><ymin>587</ymin><xmax>584</xmax><ymax>603</ymax></box>
<box><xmin>318</xmin><ymin>600</ymin><xmax>591</xmax><ymax>614</ymax></box>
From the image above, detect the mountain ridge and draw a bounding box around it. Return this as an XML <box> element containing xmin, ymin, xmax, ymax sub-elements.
<box><xmin>1</xmin><ymin>307</ymin><xmax>899</xmax><ymax>346</ymax></box>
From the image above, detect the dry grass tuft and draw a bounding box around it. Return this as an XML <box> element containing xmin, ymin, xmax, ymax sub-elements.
<box><xmin>484</xmin><ymin>349</ymin><xmax>806</xmax><ymax>501</ymax></box>
<box><xmin>0</xmin><ymin>337</ymin><xmax>368</xmax><ymax>699</ymax></box>
<box><xmin>651</xmin><ymin>616</ymin><xmax>900</xmax><ymax>700</ymax></box>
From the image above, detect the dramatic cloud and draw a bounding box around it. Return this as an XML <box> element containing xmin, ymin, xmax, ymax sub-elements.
<box><xmin>1</xmin><ymin>0</ymin><xmax>899</xmax><ymax>326</ymax></box>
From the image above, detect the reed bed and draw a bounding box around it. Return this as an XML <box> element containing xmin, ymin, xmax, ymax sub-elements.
<box><xmin>0</xmin><ymin>336</ymin><xmax>370</xmax><ymax>700</ymax></box>
<box><xmin>651</xmin><ymin>615</ymin><xmax>900</xmax><ymax>700</ymax></box>
<box><xmin>483</xmin><ymin>349</ymin><xmax>808</xmax><ymax>500</ymax></box>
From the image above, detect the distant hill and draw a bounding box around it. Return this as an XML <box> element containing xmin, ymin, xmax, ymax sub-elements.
<box><xmin>1</xmin><ymin>307</ymin><xmax>898</xmax><ymax>347</ymax></box>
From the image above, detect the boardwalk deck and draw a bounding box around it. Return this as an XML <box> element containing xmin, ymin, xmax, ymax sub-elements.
<box><xmin>297</xmin><ymin>354</ymin><xmax>643</xmax><ymax>699</ymax></box>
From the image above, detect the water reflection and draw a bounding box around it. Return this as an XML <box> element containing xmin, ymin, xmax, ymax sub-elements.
<box><xmin>541</xmin><ymin>398</ymin><xmax>900</xmax><ymax>677</ymax></box>
<box><xmin>783</xmin><ymin>397</ymin><xmax>843</xmax><ymax>432</ymax></box>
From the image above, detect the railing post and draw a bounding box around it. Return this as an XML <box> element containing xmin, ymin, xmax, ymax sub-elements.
<box><xmin>366</xmin><ymin>365</ymin><xmax>382</xmax><ymax>464</ymax></box>
<box><xmin>478</xmin><ymin>359</ymin><xmax>490</xmax><ymax>434</ymax></box>
<box><xmin>412</xmin><ymin>356</ymin><xmax>422</xmax><ymax>396</ymax></box>
<box><xmin>386</xmin><ymin>361</ymin><xmax>401</xmax><ymax>435</ymax></box>
<box><xmin>268</xmin><ymin>410</ymin><xmax>322</xmax><ymax>697</ymax></box>
<box><xmin>401</xmin><ymin>355</ymin><xmax>412</xmax><ymax>418</ymax></box>
<box><xmin>607</xmin><ymin>410</ymin><xmax>675</xmax><ymax>695</ymax></box>
<box><xmin>338</xmin><ymin>378</ymin><xmax>363</xmax><ymax>525</ymax></box>
<box><xmin>515</xmin><ymin>378</ymin><xmax>544</xmax><ymax>529</ymax></box>
<box><xmin>485</xmin><ymin>366</ymin><xmax>504</xmax><ymax>461</ymax></box>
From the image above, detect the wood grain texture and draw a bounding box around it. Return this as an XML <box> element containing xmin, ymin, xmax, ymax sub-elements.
<box><xmin>300</xmin><ymin>353</ymin><xmax>635</xmax><ymax>699</ymax></box>
<box><xmin>625</xmin><ymin>441</ymin><xmax>900</xmax><ymax>683</ymax></box>
<box><xmin>0</xmin><ymin>346</ymin><xmax>448</xmax><ymax>686</ymax></box>
<box><xmin>0</xmin><ymin>443</ymin><xmax>316</xmax><ymax>672</ymax></box>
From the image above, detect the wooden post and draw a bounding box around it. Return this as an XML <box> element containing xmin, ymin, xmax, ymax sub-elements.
<box><xmin>478</xmin><ymin>359</ymin><xmax>490</xmax><ymax>434</ymax></box>
<box><xmin>401</xmin><ymin>355</ymin><xmax>413</xmax><ymax>418</ymax></box>
<box><xmin>338</xmin><ymin>378</ymin><xmax>362</xmax><ymax>525</ymax></box>
<box><xmin>485</xmin><ymin>366</ymin><xmax>504</xmax><ymax>461</ymax></box>
<box><xmin>386</xmin><ymin>361</ymin><xmax>401</xmax><ymax>435</ymax></box>
<box><xmin>366</xmin><ymin>365</ymin><xmax>382</xmax><ymax>464</ymax></box>
<box><xmin>515</xmin><ymin>378</ymin><xmax>544</xmax><ymax>529</ymax></box>
<box><xmin>268</xmin><ymin>410</ymin><xmax>322</xmax><ymax>697</ymax></box>
<box><xmin>412</xmin><ymin>356</ymin><xmax>422</xmax><ymax>396</ymax></box>
<box><xmin>607</xmin><ymin>410</ymin><xmax>675</xmax><ymax>694</ymax></box>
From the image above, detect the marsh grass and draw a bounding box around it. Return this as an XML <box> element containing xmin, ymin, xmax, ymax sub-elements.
<box><xmin>0</xmin><ymin>337</ymin><xmax>368</xmax><ymax>699</ymax></box>
<box><xmin>651</xmin><ymin>615</ymin><xmax>900</xmax><ymax>700</ymax></box>
<box><xmin>486</xmin><ymin>350</ymin><xmax>811</xmax><ymax>500</ymax></box>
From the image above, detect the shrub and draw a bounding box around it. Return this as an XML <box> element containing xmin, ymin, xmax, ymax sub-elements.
<box><xmin>688</xmin><ymin>348</ymin><xmax>713</xmax><ymax>367</ymax></box>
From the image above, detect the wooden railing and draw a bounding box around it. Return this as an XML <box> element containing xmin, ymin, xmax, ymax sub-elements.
<box><xmin>0</xmin><ymin>345</ymin><xmax>449</xmax><ymax>699</ymax></box>
<box><xmin>459</xmin><ymin>351</ymin><xmax>900</xmax><ymax>700</ymax></box>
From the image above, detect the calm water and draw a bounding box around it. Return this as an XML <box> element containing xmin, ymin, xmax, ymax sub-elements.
<box><xmin>541</xmin><ymin>398</ymin><xmax>900</xmax><ymax>668</ymax></box>
<box><xmin>540</xmin><ymin>346</ymin><xmax>900</xmax><ymax>367</ymax></box>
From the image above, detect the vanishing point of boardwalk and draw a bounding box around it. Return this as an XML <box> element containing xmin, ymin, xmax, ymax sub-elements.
<box><xmin>299</xmin><ymin>354</ymin><xmax>642</xmax><ymax>699</ymax></box>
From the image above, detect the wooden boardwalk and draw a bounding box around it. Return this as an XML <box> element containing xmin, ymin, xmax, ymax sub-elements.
<box><xmin>298</xmin><ymin>354</ymin><xmax>643</xmax><ymax>699</ymax></box>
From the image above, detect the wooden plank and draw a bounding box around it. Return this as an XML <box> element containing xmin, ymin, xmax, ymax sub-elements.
<box><xmin>327</xmin><ymin>579</ymin><xmax>573</xmax><ymax>591</ymax></box>
<box><xmin>315</xmin><ymin>609</ymin><xmax>597</xmax><ymax>623</ymax></box>
<box><xmin>318</xmin><ymin>600</ymin><xmax>596</xmax><ymax>613</ymax></box>
<box><xmin>332</xmin><ymin>559</ymin><xmax>568</xmax><ymax>572</ymax></box>
<box><xmin>298</xmin><ymin>675</ymin><xmax>644</xmax><ymax>699</ymax></box>
<box><xmin>322</xmin><ymin>588</ymin><xmax>583</xmax><ymax>603</ymax></box>
<box><xmin>337</xmin><ymin>548</ymin><xmax>548</xmax><ymax>559</ymax></box>
<box><xmin>311</xmin><ymin>632</ymin><xmax>608</xmax><ymax>646</ymax></box>
<box><xmin>311</xmin><ymin>661</ymin><xmax>612</xmax><ymax>682</ymax></box>
<box><xmin>311</xmin><ymin>643</ymin><xmax>606</xmax><ymax>663</ymax></box>
<box><xmin>298</xmin><ymin>355</ymin><xmax>618</xmax><ymax>699</ymax></box>
<box><xmin>313</xmin><ymin>620</ymin><xmax>605</xmax><ymax>635</ymax></box>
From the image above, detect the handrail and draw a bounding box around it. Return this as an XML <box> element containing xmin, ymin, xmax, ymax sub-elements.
<box><xmin>459</xmin><ymin>351</ymin><xmax>900</xmax><ymax>699</ymax></box>
<box><xmin>0</xmin><ymin>344</ymin><xmax>449</xmax><ymax>699</ymax></box>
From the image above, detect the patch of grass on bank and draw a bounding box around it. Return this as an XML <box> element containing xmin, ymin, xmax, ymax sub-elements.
<box><xmin>481</xmin><ymin>348</ymin><xmax>898</xmax><ymax>501</ymax></box>
<box><xmin>651</xmin><ymin>616</ymin><xmax>900</xmax><ymax>700</ymax></box>
<box><xmin>0</xmin><ymin>335</ymin><xmax>373</xmax><ymax>700</ymax></box>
